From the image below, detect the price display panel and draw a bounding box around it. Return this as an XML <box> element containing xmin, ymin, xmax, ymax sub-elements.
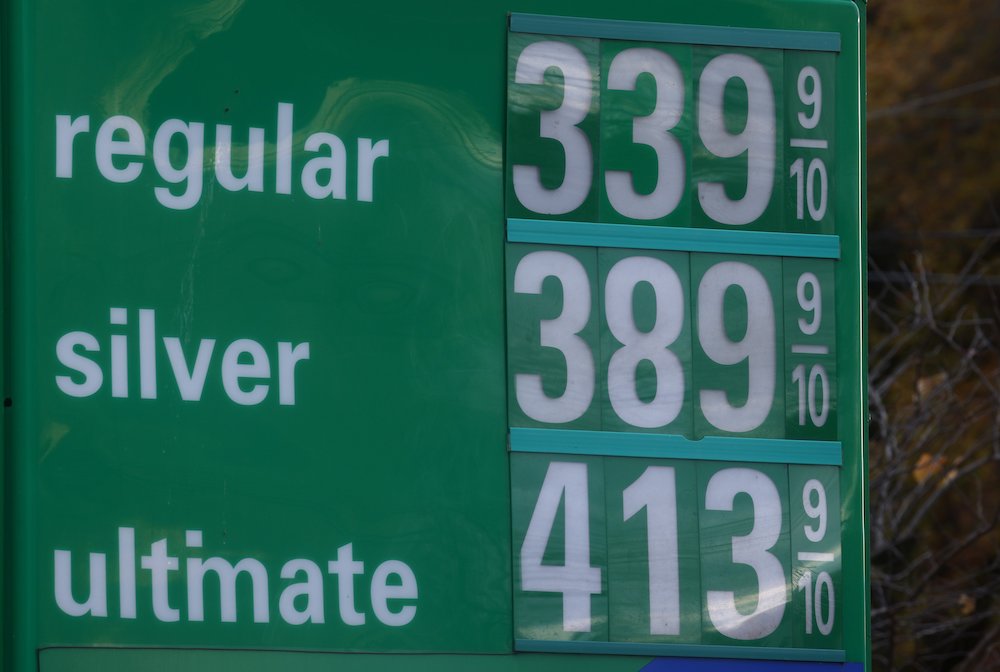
<box><xmin>506</xmin><ymin>12</ymin><xmax>863</xmax><ymax>668</ymax></box>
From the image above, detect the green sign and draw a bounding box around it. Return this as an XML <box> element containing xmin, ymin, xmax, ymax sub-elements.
<box><xmin>1</xmin><ymin>2</ymin><xmax>867</xmax><ymax>671</ymax></box>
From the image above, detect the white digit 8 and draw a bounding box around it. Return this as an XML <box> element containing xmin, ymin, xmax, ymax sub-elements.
<box><xmin>605</xmin><ymin>48</ymin><xmax>685</xmax><ymax>220</ymax></box>
<box><xmin>605</xmin><ymin>256</ymin><xmax>685</xmax><ymax>428</ymax></box>
<box><xmin>697</xmin><ymin>54</ymin><xmax>776</xmax><ymax>225</ymax></box>
<box><xmin>514</xmin><ymin>251</ymin><xmax>595</xmax><ymax>423</ymax></box>
<box><xmin>705</xmin><ymin>468</ymin><xmax>787</xmax><ymax>640</ymax></box>
<box><xmin>513</xmin><ymin>41</ymin><xmax>593</xmax><ymax>215</ymax></box>
<box><xmin>698</xmin><ymin>262</ymin><xmax>776</xmax><ymax>432</ymax></box>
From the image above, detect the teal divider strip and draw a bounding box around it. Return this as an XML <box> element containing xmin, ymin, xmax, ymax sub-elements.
<box><xmin>507</xmin><ymin>219</ymin><xmax>841</xmax><ymax>259</ymax></box>
<box><xmin>510</xmin><ymin>13</ymin><xmax>842</xmax><ymax>53</ymax></box>
<box><xmin>515</xmin><ymin>639</ymin><xmax>847</xmax><ymax>662</ymax></box>
<box><xmin>510</xmin><ymin>428</ymin><xmax>842</xmax><ymax>466</ymax></box>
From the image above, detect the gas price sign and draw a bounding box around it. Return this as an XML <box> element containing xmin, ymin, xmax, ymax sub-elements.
<box><xmin>505</xmin><ymin>10</ymin><xmax>866</xmax><ymax>669</ymax></box>
<box><xmin>2</xmin><ymin>2</ymin><xmax>865</xmax><ymax>672</ymax></box>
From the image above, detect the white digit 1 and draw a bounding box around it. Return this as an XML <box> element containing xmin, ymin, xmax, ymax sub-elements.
<box><xmin>705</xmin><ymin>468</ymin><xmax>787</xmax><ymax>640</ymax></box>
<box><xmin>514</xmin><ymin>251</ymin><xmax>594</xmax><ymax>424</ymax></box>
<box><xmin>698</xmin><ymin>262</ymin><xmax>775</xmax><ymax>432</ymax></box>
<box><xmin>513</xmin><ymin>41</ymin><xmax>593</xmax><ymax>214</ymax></box>
<box><xmin>623</xmin><ymin>466</ymin><xmax>680</xmax><ymax>635</ymax></box>
<box><xmin>697</xmin><ymin>54</ymin><xmax>776</xmax><ymax>225</ymax></box>
<box><xmin>520</xmin><ymin>462</ymin><xmax>601</xmax><ymax>632</ymax></box>
<box><xmin>605</xmin><ymin>257</ymin><xmax>685</xmax><ymax>428</ymax></box>
<box><xmin>797</xmin><ymin>570</ymin><xmax>835</xmax><ymax>636</ymax></box>
<box><xmin>605</xmin><ymin>48</ymin><xmax>685</xmax><ymax>220</ymax></box>
<box><xmin>792</xmin><ymin>364</ymin><xmax>830</xmax><ymax>427</ymax></box>
<box><xmin>797</xmin><ymin>66</ymin><xmax>822</xmax><ymax>129</ymax></box>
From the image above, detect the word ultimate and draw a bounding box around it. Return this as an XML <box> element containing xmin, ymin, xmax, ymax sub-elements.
<box><xmin>55</xmin><ymin>102</ymin><xmax>390</xmax><ymax>210</ymax></box>
<box><xmin>55</xmin><ymin>527</ymin><xmax>418</xmax><ymax>627</ymax></box>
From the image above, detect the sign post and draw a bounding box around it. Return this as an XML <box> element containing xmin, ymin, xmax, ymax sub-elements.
<box><xmin>1</xmin><ymin>2</ymin><xmax>867</xmax><ymax>671</ymax></box>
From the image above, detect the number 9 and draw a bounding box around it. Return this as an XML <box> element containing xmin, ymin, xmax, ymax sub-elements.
<box><xmin>697</xmin><ymin>53</ymin><xmax>776</xmax><ymax>226</ymax></box>
<box><xmin>797</xmin><ymin>66</ymin><xmax>823</xmax><ymax>130</ymax></box>
<box><xmin>796</xmin><ymin>272</ymin><xmax>822</xmax><ymax>335</ymax></box>
<box><xmin>802</xmin><ymin>479</ymin><xmax>827</xmax><ymax>543</ymax></box>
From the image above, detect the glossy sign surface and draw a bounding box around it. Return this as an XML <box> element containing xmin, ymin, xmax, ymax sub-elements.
<box><xmin>1</xmin><ymin>1</ymin><xmax>865</xmax><ymax>671</ymax></box>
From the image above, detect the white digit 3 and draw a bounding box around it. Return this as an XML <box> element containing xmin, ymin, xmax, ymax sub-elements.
<box><xmin>705</xmin><ymin>468</ymin><xmax>787</xmax><ymax>640</ymax></box>
<box><xmin>697</xmin><ymin>261</ymin><xmax>776</xmax><ymax>432</ymax></box>
<box><xmin>697</xmin><ymin>53</ymin><xmax>776</xmax><ymax>225</ymax></box>
<box><xmin>513</xmin><ymin>41</ymin><xmax>594</xmax><ymax>215</ymax></box>
<box><xmin>605</xmin><ymin>48</ymin><xmax>685</xmax><ymax>220</ymax></box>
<box><xmin>514</xmin><ymin>251</ymin><xmax>595</xmax><ymax>423</ymax></box>
<box><xmin>605</xmin><ymin>256</ymin><xmax>685</xmax><ymax>428</ymax></box>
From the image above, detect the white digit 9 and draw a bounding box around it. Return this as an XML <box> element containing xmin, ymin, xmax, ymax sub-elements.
<box><xmin>802</xmin><ymin>479</ymin><xmax>828</xmax><ymax>543</ymax></box>
<box><xmin>513</xmin><ymin>41</ymin><xmax>593</xmax><ymax>215</ymax></box>
<box><xmin>605</xmin><ymin>48</ymin><xmax>685</xmax><ymax>220</ymax></box>
<box><xmin>697</xmin><ymin>54</ymin><xmax>776</xmax><ymax>225</ymax></box>
<box><xmin>705</xmin><ymin>468</ymin><xmax>787</xmax><ymax>640</ymax></box>
<box><xmin>796</xmin><ymin>272</ymin><xmax>822</xmax><ymax>335</ymax></box>
<box><xmin>797</xmin><ymin>66</ymin><xmax>823</xmax><ymax>129</ymax></box>
<box><xmin>605</xmin><ymin>257</ymin><xmax>685</xmax><ymax>428</ymax></box>
<box><xmin>698</xmin><ymin>262</ymin><xmax>776</xmax><ymax>432</ymax></box>
<box><xmin>514</xmin><ymin>251</ymin><xmax>594</xmax><ymax>423</ymax></box>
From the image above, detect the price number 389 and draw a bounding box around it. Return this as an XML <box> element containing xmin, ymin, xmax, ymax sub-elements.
<box><xmin>510</xmin><ymin>248</ymin><xmax>836</xmax><ymax>437</ymax></box>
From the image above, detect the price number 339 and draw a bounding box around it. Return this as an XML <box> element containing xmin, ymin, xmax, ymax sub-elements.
<box><xmin>511</xmin><ymin>40</ymin><xmax>830</xmax><ymax>226</ymax></box>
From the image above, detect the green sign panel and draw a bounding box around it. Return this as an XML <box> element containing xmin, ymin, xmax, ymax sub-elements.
<box><xmin>1</xmin><ymin>2</ymin><xmax>867</xmax><ymax>671</ymax></box>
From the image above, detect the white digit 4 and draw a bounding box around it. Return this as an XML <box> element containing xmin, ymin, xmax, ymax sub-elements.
<box><xmin>698</xmin><ymin>262</ymin><xmax>776</xmax><ymax>432</ymax></box>
<box><xmin>623</xmin><ymin>466</ymin><xmax>680</xmax><ymax>635</ymax></box>
<box><xmin>520</xmin><ymin>462</ymin><xmax>602</xmax><ymax>632</ymax></box>
<box><xmin>697</xmin><ymin>54</ymin><xmax>776</xmax><ymax>225</ymax></box>
<box><xmin>513</xmin><ymin>41</ymin><xmax>594</xmax><ymax>215</ymax></box>
<box><xmin>705</xmin><ymin>468</ymin><xmax>787</xmax><ymax>640</ymax></box>
<box><xmin>605</xmin><ymin>48</ymin><xmax>685</xmax><ymax>220</ymax></box>
<box><xmin>605</xmin><ymin>256</ymin><xmax>685</xmax><ymax>428</ymax></box>
<box><xmin>514</xmin><ymin>251</ymin><xmax>595</xmax><ymax>424</ymax></box>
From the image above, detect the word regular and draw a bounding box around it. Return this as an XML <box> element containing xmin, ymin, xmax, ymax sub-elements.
<box><xmin>55</xmin><ymin>103</ymin><xmax>390</xmax><ymax>210</ymax></box>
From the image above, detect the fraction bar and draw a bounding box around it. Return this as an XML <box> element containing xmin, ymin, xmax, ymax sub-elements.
<box><xmin>791</xmin><ymin>344</ymin><xmax>830</xmax><ymax>355</ymax></box>
<box><xmin>790</xmin><ymin>138</ymin><xmax>829</xmax><ymax>149</ymax></box>
<box><xmin>797</xmin><ymin>552</ymin><xmax>836</xmax><ymax>563</ymax></box>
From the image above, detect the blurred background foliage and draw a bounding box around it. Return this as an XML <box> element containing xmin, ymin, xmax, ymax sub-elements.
<box><xmin>867</xmin><ymin>1</ymin><xmax>1000</xmax><ymax>669</ymax></box>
